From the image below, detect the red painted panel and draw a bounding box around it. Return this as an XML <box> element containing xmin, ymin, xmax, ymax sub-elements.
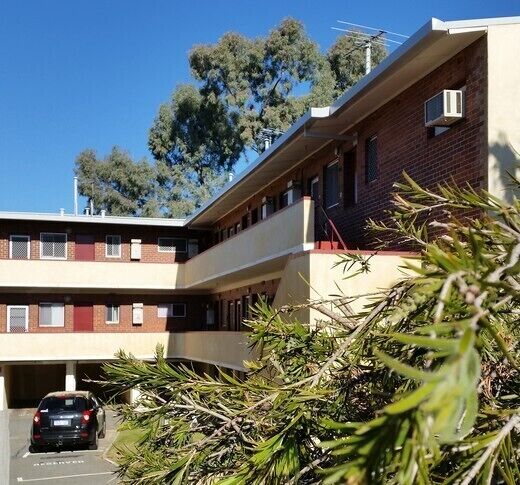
<box><xmin>73</xmin><ymin>304</ymin><xmax>94</xmax><ymax>332</ymax></box>
<box><xmin>75</xmin><ymin>235</ymin><xmax>95</xmax><ymax>261</ymax></box>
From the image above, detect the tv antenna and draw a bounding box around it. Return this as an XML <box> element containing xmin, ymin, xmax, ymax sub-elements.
<box><xmin>331</xmin><ymin>21</ymin><xmax>409</xmax><ymax>74</ymax></box>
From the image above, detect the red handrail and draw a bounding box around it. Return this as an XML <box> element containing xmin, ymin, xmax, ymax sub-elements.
<box><xmin>316</xmin><ymin>204</ymin><xmax>347</xmax><ymax>250</ymax></box>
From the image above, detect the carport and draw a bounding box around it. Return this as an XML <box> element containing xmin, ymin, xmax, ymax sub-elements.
<box><xmin>3</xmin><ymin>363</ymin><xmax>65</xmax><ymax>408</ymax></box>
<box><xmin>76</xmin><ymin>362</ymin><xmax>129</xmax><ymax>404</ymax></box>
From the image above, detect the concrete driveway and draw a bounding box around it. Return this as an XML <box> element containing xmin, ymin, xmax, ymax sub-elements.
<box><xmin>9</xmin><ymin>408</ymin><xmax>119</xmax><ymax>484</ymax></box>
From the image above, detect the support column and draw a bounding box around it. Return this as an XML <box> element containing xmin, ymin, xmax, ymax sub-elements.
<box><xmin>65</xmin><ymin>361</ymin><xmax>76</xmax><ymax>391</ymax></box>
<box><xmin>0</xmin><ymin>366</ymin><xmax>7</xmax><ymax>411</ymax></box>
<box><xmin>0</xmin><ymin>365</ymin><xmax>9</xmax><ymax>485</ymax></box>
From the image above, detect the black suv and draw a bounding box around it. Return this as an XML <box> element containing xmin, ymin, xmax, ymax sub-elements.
<box><xmin>30</xmin><ymin>391</ymin><xmax>106</xmax><ymax>452</ymax></box>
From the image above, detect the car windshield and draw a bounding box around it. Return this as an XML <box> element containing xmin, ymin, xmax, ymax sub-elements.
<box><xmin>39</xmin><ymin>396</ymin><xmax>88</xmax><ymax>412</ymax></box>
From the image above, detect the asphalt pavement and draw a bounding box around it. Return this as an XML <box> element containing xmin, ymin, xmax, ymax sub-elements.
<box><xmin>9</xmin><ymin>408</ymin><xmax>119</xmax><ymax>484</ymax></box>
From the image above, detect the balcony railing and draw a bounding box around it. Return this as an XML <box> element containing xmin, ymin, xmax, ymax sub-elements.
<box><xmin>0</xmin><ymin>331</ymin><xmax>252</xmax><ymax>370</ymax></box>
<box><xmin>184</xmin><ymin>197</ymin><xmax>315</xmax><ymax>289</ymax></box>
<box><xmin>0</xmin><ymin>259</ymin><xmax>184</xmax><ymax>291</ymax></box>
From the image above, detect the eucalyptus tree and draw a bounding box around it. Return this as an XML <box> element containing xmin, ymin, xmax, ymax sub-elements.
<box><xmin>77</xmin><ymin>19</ymin><xmax>387</xmax><ymax>217</ymax></box>
<box><xmin>74</xmin><ymin>147</ymin><xmax>159</xmax><ymax>217</ymax></box>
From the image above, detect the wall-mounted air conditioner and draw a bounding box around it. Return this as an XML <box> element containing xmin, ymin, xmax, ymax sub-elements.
<box><xmin>424</xmin><ymin>90</ymin><xmax>464</xmax><ymax>127</ymax></box>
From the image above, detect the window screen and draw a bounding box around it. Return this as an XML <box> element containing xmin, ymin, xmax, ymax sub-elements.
<box><xmin>157</xmin><ymin>303</ymin><xmax>186</xmax><ymax>318</ymax></box>
<box><xmin>8</xmin><ymin>306</ymin><xmax>28</xmax><ymax>333</ymax></box>
<box><xmin>365</xmin><ymin>135</ymin><xmax>378</xmax><ymax>183</ymax></box>
<box><xmin>106</xmin><ymin>304</ymin><xmax>120</xmax><ymax>324</ymax></box>
<box><xmin>106</xmin><ymin>235</ymin><xmax>121</xmax><ymax>257</ymax></box>
<box><xmin>10</xmin><ymin>235</ymin><xmax>30</xmax><ymax>259</ymax></box>
<box><xmin>324</xmin><ymin>161</ymin><xmax>340</xmax><ymax>208</ymax></box>
<box><xmin>41</xmin><ymin>233</ymin><xmax>67</xmax><ymax>259</ymax></box>
<box><xmin>39</xmin><ymin>303</ymin><xmax>65</xmax><ymax>327</ymax></box>
<box><xmin>188</xmin><ymin>239</ymin><xmax>199</xmax><ymax>258</ymax></box>
<box><xmin>158</xmin><ymin>237</ymin><xmax>187</xmax><ymax>253</ymax></box>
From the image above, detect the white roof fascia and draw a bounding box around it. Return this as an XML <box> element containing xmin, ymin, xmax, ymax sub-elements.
<box><xmin>185</xmin><ymin>108</ymin><xmax>328</xmax><ymax>224</ymax></box>
<box><xmin>0</xmin><ymin>211</ymin><xmax>186</xmax><ymax>227</ymax></box>
<box><xmin>443</xmin><ymin>16</ymin><xmax>520</xmax><ymax>29</ymax></box>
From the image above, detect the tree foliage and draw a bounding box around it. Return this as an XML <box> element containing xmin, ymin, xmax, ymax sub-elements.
<box><xmin>74</xmin><ymin>147</ymin><xmax>159</xmax><ymax>217</ymax></box>
<box><xmin>77</xmin><ymin>19</ymin><xmax>385</xmax><ymax>217</ymax></box>
<box><xmin>101</xmin><ymin>174</ymin><xmax>519</xmax><ymax>484</ymax></box>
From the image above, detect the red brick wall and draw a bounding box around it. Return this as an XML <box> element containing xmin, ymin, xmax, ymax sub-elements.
<box><xmin>0</xmin><ymin>293</ymin><xmax>209</xmax><ymax>333</ymax></box>
<box><xmin>0</xmin><ymin>220</ymin><xmax>205</xmax><ymax>263</ymax></box>
<box><xmin>211</xmin><ymin>38</ymin><xmax>488</xmax><ymax>249</ymax></box>
<box><xmin>209</xmin><ymin>279</ymin><xmax>280</xmax><ymax>330</ymax></box>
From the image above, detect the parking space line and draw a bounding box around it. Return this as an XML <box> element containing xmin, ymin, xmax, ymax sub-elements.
<box><xmin>16</xmin><ymin>471</ymin><xmax>113</xmax><ymax>482</ymax></box>
<box><xmin>24</xmin><ymin>448</ymin><xmax>105</xmax><ymax>458</ymax></box>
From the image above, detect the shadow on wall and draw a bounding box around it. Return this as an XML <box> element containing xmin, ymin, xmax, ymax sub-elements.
<box><xmin>489</xmin><ymin>133</ymin><xmax>520</xmax><ymax>204</ymax></box>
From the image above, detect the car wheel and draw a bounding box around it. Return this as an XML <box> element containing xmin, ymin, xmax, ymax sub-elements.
<box><xmin>89</xmin><ymin>430</ymin><xmax>99</xmax><ymax>450</ymax></box>
<box><xmin>29</xmin><ymin>445</ymin><xmax>42</xmax><ymax>453</ymax></box>
<box><xmin>99</xmin><ymin>420</ymin><xmax>106</xmax><ymax>439</ymax></box>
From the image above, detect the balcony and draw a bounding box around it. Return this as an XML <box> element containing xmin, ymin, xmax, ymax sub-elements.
<box><xmin>0</xmin><ymin>331</ymin><xmax>252</xmax><ymax>370</ymax></box>
<box><xmin>0</xmin><ymin>259</ymin><xmax>184</xmax><ymax>292</ymax></box>
<box><xmin>184</xmin><ymin>197</ymin><xmax>315</xmax><ymax>290</ymax></box>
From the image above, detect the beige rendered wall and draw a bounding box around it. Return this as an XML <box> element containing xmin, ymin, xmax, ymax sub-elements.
<box><xmin>487</xmin><ymin>24</ymin><xmax>520</xmax><ymax>203</ymax></box>
<box><xmin>0</xmin><ymin>259</ymin><xmax>184</xmax><ymax>291</ymax></box>
<box><xmin>0</xmin><ymin>331</ymin><xmax>252</xmax><ymax>371</ymax></box>
<box><xmin>274</xmin><ymin>251</ymin><xmax>413</xmax><ymax>324</ymax></box>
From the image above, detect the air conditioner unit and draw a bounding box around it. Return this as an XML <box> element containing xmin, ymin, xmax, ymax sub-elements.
<box><xmin>424</xmin><ymin>90</ymin><xmax>464</xmax><ymax>127</ymax></box>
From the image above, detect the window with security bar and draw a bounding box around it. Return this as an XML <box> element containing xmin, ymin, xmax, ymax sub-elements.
<box><xmin>158</xmin><ymin>237</ymin><xmax>187</xmax><ymax>253</ymax></box>
<box><xmin>10</xmin><ymin>235</ymin><xmax>30</xmax><ymax>259</ymax></box>
<box><xmin>40</xmin><ymin>233</ymin><xmax>67</xmax><ymax>259</ymax></box>
<box><xmin>39</xmin><ymin>303</ymin><xmax>65</xmax><ymax>327</ymax></box>
<box><xmin>105</xmin><ymin>235</ymin><xmax>121</xmax><ymax>257</ymax></box>
<box><xmin>365</xmin><ymin>135</ymin><xmax>378</xmax><ymax>183</ymax></box>
<box><xmin>8</xmin><ymin>305</ymin><xmax>29</xmax><ymax>333</ymax></box>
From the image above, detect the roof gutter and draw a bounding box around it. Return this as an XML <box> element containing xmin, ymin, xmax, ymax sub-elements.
<box><xmin>185</xmin><ymin>106</ymin><xmax>333</xmax><ymax>225</ymax></box>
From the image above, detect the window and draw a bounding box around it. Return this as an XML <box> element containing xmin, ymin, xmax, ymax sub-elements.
<box><xmin>105</xmin><ymin>235</ymin><xmax>121</xmax><ymax>258</ymax></box>
<box><xmin>39</xmin><ymin>303</ymin><xmax>65</xmax><ymax>327</ymax></box>
<box><xmin>324</xmin><ymin>160</ymin><xmax>340</xmax><ymax>208</ymax></box>
<box><xmin>234</xmin><ymin>222</ymin><xmax>240</xmax><ymax>234</ymax></box>
<box><xmin>241</xmin><ymin>214</ymin><xmax>249</xmax><ymax>230</ymax></box>
<box><xmin>365</xmin><ymin>135</ymin><xmax>378</xmax><ymax>183</ymax></box>
<box><xmin>157</xmin><ymin>303</ymin><xmax>186</xmax><ymax>318</ymax></box>
<box><xmin>344</xmin><ymin>149</ymin><xmax>357</xmax><ymax>207</ymax></box>
<box><xmin>158</xmin><ymin>237</ymin><xmax>187</xmax><ymax>253</ymax></box>
<box><xmin>279</xmin><ymin>191</ymin><xmax>289</xmax><ymax>209</ymax></box>
<box><xmin>308</xmin><ymin>176</ymin><xmax>319</xmax><ymax>201</ymax></box>
<box><xmin>251</xmin><ymin>207</ymin><xmax>259</xmax><ymax>225</ymax></box>
<box><xmin>10</xmin><ymin>235</ymin><xmax>30</xmax><ymax>259</ymax></box>
<box><xmin>7</xmin><ymin>305</ymin><xmax>29</xmax><ymax>333</ymax></box>
<box><xmin>188</xmin><ymin>239</ymin><xmax>199</xmax><ymax>258</ymax></box>
<box><xmin>40</xmin><ymin>233</ymin><xmax>67</xmax><ymax>259</ymax></box>
<box><xmin>105</xmin><ymin>304</ymin><xmax>120</xmax><ymax>324</ymax></box>
<box><xmin>261</xmin><ymin>198</ymin><xmax>274</xmax><ymax>220</ymax></box>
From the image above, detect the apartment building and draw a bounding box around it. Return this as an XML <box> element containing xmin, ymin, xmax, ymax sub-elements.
<box><xmin>1</xmin><ymin>16</ymin><xmax>519</xmax><ymax>410</ymax></box>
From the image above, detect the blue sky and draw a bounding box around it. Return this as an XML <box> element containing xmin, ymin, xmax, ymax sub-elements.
<box><xmin>0</xmin><ymin>0</ymin><xmax>518</xmax><ymax>213</ymax></box>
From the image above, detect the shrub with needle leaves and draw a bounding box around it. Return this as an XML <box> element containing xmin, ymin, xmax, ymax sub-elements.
<box><xmin>102</xmin><ymin>173</ymin><xmax>519</xmax><ymax>484</ymax></box>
